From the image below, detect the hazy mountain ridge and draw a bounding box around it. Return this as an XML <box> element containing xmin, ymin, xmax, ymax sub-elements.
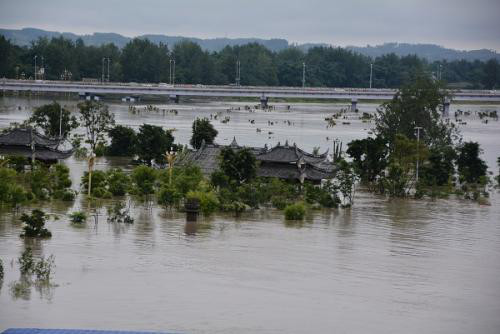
<box><xmin>1</xmin><ymin>27</ymin><xmax>499</xmax><ymax>61</ymax></box>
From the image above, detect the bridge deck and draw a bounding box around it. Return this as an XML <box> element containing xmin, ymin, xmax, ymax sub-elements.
<box><xmin>2</xmin><ymin>79</ymin><xmax>500</xmax><ymax>102</ymax></box>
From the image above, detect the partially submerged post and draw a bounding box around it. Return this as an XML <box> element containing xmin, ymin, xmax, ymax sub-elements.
<box><xmin>185</xmin><ymin>197</ymin><xmax>200</xmax><ymax>222</ymax></box>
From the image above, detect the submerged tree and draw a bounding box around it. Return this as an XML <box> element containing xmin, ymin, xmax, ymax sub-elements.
<box><xmin>107</xmin><ymin>125</ymin><xmax>137</xmax><ymax>156</ymax></box>
<box><xmin>20</xmin><ymin>209</ymin><xmax>52</xmax><ymax>238</ymax></box>
<box><xmin>376</xmin><ymin>75</ymin><xmax>456</xmax><ymax>148</ymax></box>
<box><xmin>78</xmin><ymin>101</ymin><xmax>115</xmax><ymax>196</ymax></box>
<box><xmin>136</xmin><ymin>124</ymin><xmax>174</xmax><ymax>165</ymax></box>
<box><xmin>219</xmin><ymin>147</ymin><xmax>257</xmax><ymax>185</ymax></box>
<box><xmin>456</xmin><ymin>142</ymin><xmax>488</xmax><ymax>184</ymax></box>
<box><xmin>190</xmin><ymin>118</ymin><xmax>218</xmax><ymax>149</ymax></box>
<box><xmin>29</xmin><ymin>102</ymin><xmax>79</xmax><ymax>139</ymax></box>
<box><xmin>78</xmin><ymin>101</ymin><xmax>115</xmax><ymax>154</ymax></box>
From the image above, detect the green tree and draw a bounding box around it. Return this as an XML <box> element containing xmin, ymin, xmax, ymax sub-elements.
<box><xmin>456</xmin><ymin>142</ymin><xmax>488</xmax><ymax>184</ymax></box>
<box><xmin>20</xmin><ymin>209</ymin><xmax>52</xmax><ymax>238</ymax></box>
<box><xmin>376</xmin><ymin>75</ymin><xmax>454</xmax><ymax>148</ymax></box>
<box><xmin>219</xmin><ymin>147</ymin><xmax>257</xmax><ymax>185</ymax></box>
<box><xmin>131</xmin><ymin>165</ymin><xmax>157</xmax><ymax>196</ymax></box>
<box><xmin>190</xmin><ymin>118</ymin><xmax>218</xmax><ymax>149</ymax></box>
<box><xmin>107</xmin><ymin>125</ymin><xmax>137</xmax><ymax>156</ymax></box>
<box><xmin>107</xmin><ymin>168</ymin><xmax>131</xmax><ymax>196</ymax></box>
<box><xmin>29</xmin><ymin>102</ymin><xmax>79</xmax><ymax>139</ymax></box>
<box><xmin>136</xmin><ymin>124</ymin><xmax>174</xmax><ymax>165</ymax></box>
<box><xmin>78</xmin><ymin>101</ymin><xmax>115</xmax><ymax>154</ymax></box>
<box><xmin>346</xmin><ymin>137</ymin><xmax>388</xmax><ymax>182</ymax></box>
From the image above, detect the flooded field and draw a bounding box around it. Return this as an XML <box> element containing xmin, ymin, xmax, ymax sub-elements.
<box><xmin>1</xmin><ymin>96</ymin><xmax>500</xmax><ymax>334</ymax></box>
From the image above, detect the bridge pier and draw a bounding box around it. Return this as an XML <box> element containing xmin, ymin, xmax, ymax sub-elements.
<box><xmin>443</xmin><ymin>97</ymin><xmax>451</xmax><ymax>116</ymax></box>
<box><xmin>260</xmin><ymin>96</ymin><xmax>268</xmax><ymax>108</ymax></box>
<box><xmin>169</xmin><ymin>94</ymin><xmax>179</xmax><ymax>104</ymax></box>
<box><xmin>351</xmin><ymin>98</ymin><xmax>358</xmax><ymax>112</ymax></box>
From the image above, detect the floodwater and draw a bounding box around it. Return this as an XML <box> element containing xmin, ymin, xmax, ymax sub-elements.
<box><xmin>0</xmin><ymin>96</ymin><xmax>500</xmax><ymax>334</ymax></box>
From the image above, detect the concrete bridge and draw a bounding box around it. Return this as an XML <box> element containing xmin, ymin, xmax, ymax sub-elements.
<box><xmin>2</xmin><ymin>79</ymin><xmax>500</xmax><ymax>111</ymax></box>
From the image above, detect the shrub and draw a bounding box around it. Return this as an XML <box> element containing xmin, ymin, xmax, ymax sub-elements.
<box><xmin>0</xmin><ymin>259</ymin><xmax>4</xmax><ymax>280</ymax></box>
<box><xmin>131</xmin><ymin>165</ymin><xmax>157</xmax><ymax>196</ymax></box>
<box><xmin>81</xmin><ymin>170</ymin><xmax>108</xmax><ymax>197</ymax></box>
<box><xmin>107</xmin><ymin>202</ymin><xmax>134</xmax><ymax>224</ymax></box>
<box><xmin>157</xmin><ymin>185</ymin><xmax>182</xmax><ymax>209</ymax></box>
<box><xmin>20</xmin><ymin>209</ymin><xmax>52</xmax><ymax>238</ymax></box>
<box><xmin>187</xmin><ymin>190</ymin><xmax>219</xmax><ymax>216</ymax></box>
<box><xmin>33</xmin><ymin>255</ymin><xmax>55</xmax><ymax>282</ymax></box>
<box><xmin>18</xmin><ymin>248</ymin><xmax>35</xmax><ymax>275</ymax></box>
<box><xmin>107</xmin><ymin>168</ymin><xmax>130</xmax><ymax>196</ymax></box>
<box><xmin>284</xmin><ymin>202</ymin><xmax>306</xmax><ymax>220</ymax></box>
<box><xmin>69</xmin><ymin>211</ymin><xmax>87</xmax><ymax>224</ymax></box>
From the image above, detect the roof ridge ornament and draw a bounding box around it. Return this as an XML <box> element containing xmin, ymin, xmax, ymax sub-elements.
<box><xmin>230</xmin><ymin>136</ymin><xmax>238</xmax><ymax>148</ymax></box>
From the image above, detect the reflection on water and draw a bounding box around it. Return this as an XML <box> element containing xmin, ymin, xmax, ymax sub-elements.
<box><xmin>0</xmin><ymin>96</ymin><xmax>499</xmax><ymax>333</ymax></box>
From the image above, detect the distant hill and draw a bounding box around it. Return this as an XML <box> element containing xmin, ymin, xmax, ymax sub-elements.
<box><xmin>1</xmin><ymin>28</ymin><xmax>499</xmax><ymax>61</ymax></box>
<box><xmin>346</xmin><ymin>42</ymin><xmax>500</xmax><ymax>62</ymax></box>
<box><xmin>0</xmin><ymin>27</ymin><xmax>289</xmax><ymax>52</ymax></box>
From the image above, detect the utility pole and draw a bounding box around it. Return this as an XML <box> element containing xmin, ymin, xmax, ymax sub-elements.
<box><xmin>369</xmin><ymin>63</ymin><xmax>373</xmax><ymax>89</ymax></box>
<box><xmin>170</xmin><ymin>58</ymin><xmax>176</xmax><ymax>85</ymax></box>
<box><xmin>236</xmin><ymin>60</ymin><xmax>241</xmax><ymax>86</ymax></box>
<box><xmin>41</xmin><ymin>56</ymin><xmax>44</xmax><ymax>80</ymax></box>
<box><xmin>101</xmin><ymin>58</ymin><xmax>105</xmax><ymax>83</ymax></box>
<box><xmin>415</xmin><ymin>126</ymin><xmax>422</xmax><ymax>184</ymax></box>
<box><xmin>107</xmin><ymin>58</ymin><xmax>110</xmax><ymax>82</ymax></box>
<box><xmin>34</xmin><ymin>55</ymin><xmax>37</xmax><ymax>80</ymax></box>
<box><xmin>302</xmin><ymin>62</ymin><xmax>306</xmax><ymax>88</ymax></box>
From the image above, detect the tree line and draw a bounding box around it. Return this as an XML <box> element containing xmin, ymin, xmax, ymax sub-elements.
<box><xmin>1</xmin><ymin>35</ymin><xmax>499</xmax><ymax>89</ymax></box>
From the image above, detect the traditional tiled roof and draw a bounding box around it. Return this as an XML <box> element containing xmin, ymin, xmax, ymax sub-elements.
<box><xmin>0</xmin><ymin>127</ymin><xmax>73</xmax><ymax>161</ymax></box>
<box><xmin>256</xmin><ymin>141</ymin><xmax>328</xmax><ymax>164</ymax></box>
<box><xmin>180</xmin><ymin>139</ymin><xmax>335</xmax><ymax>182</ymax></box>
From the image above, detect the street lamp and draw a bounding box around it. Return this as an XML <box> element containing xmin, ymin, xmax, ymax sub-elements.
<box><xmin>170</xmin><ymin>58</ymin><xmax>176</xmax><ymax>85</ymax></box>
<box><xmin>369</xmin><ymin>63</ymin><xmax>373</xmax><ymax>89</ymax></box>
<box><xmin>302</xmin><ymin>62</ymin><xmax>306</xmax><ymax>88</ymax></box>
<box><xmin>102</xmin><ymin>57</ymin><xmax>105</xmax><ymax>83</ymax></box>
<box><xmin>235</xmin><ymin>59</ymin><xmax>241</xmax><ymax>86</ymax></box>
<box><xmin>414</xmin><ymin>126</ymin><xmax>422</xmax><ymax>183</ymax></box>
<box><xmin>33</xmin><ymin>55</ymin><xmax>38</xmax><ymax>80</ymax></box>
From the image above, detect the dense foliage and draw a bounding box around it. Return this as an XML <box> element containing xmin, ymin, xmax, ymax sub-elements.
<box><xmin>136</xmin><ymin>124</ymin><xmax>174</xmax><ymax>165</ymax></box>
<box><xmin>20</xmin><ymin>209</ymin><xmax>52</xmax><ymax>238</ymax></box>
<box><xmin>1</xmin><ymin>35</ymin><xmax>499</xmax><ymax>88</ymax></box>
<box><xmin>107</xmin><ymin>125</ymin><xmax>137</xmax><ymax>156</ymax></box>
<box><xmin>190</xmin><ymin>118</ymin><xmax>218</xmax><ymax>149</ymax></box>
<box><xmin>28</xmin><ymin>102</ymin><xmax>78</xmax><ymax>139</ymax></box>
<box><xmin>346</xmin><ymin>75</ymin><xmax>490</xmax><ymax>200</ymax></box>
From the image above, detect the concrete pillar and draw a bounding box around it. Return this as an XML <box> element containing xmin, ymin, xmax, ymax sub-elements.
<box><xmin>260</xmin><ymin>96</ymin><xmax>268</xmax><ymax>108</ymax></box>
<box><xmin>351</xmin><ymin>98</ymin><xmax>358</xmax><ymax>112</ymax></box>
<box><xmin>443</xmin><ymin>97</ymin><xmax>450</xmax><ymax>117</ymax></box>
<box><xmin>169</xmin><ymin>94</ymin><xmax>179</xmax><ymax>103</ymax></box>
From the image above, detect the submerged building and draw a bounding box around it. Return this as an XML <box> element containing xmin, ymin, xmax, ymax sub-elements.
<box><xmin>0</xmin><ymin>127</ymin><xmax>74</xmax><ymax>163</ymax></box>
<box><xmin>181</xmin><ymin>137</ymin><xmax>335</xmax><ymax>183</ymax></box>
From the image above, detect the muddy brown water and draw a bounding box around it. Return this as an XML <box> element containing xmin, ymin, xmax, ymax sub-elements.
<box><xmin>0</xmin><ymin>96</ymin><xmax>499</xmax><ymax>333</ymax></box>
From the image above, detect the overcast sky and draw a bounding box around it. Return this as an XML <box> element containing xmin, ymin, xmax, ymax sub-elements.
<box><xmin>1</xmin><ymin>0</ymin><xmax>499</xmax><ymax>51</ymax></box>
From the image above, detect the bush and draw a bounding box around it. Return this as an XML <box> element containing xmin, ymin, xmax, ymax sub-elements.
<box><xmin>107</xmin><ymin>125</ymin><xmax>137</xmax><ymax>156</ymax></box>
<box><xmin>131</xmin><ymin>165</ymin><xmax>157</xmax><ymax>196</ymax></box>
<box><xmin>20</xmin><ymin>209</ymin><xmax>52</xmax><ymax>238</ymax></box>
<box><xmin>187</xmin><ymin>190</ymin><xmax>219</xmax><ymax>216</ymax></box>
<box><xmin>107</xmin><ymin>201</ymin><xmax>134</xmax><ymax>224</ymax></box>
<box><xmin>0</xmin><ymin>259</ymin><xmax>4</xmax><ymax>280</ymax></box>
<box><xmin>69</xmin><ymin>211</ymin><xmax>87</xmax><ymax>224</ymax></box>
<box><xmin>107</xmin><ymin>168</ymin><xmax>130</xmax><ymax>196</ymax></box>
<box><xmin>81</xmin><ymin>170</ymin><xmax>108</xmax><ymax>197</ymax></box>
<box><xmin>157</xmin><ymin>185</ymin><xmax>182</xmax><ymax>208</ymax></box>
<box><xmin>18</xmin><ymin>248</ymin><xmax>35</xmax><ymax>275</ymax></box>
<box><xmin>33</xmin><ymin>255</ymin><xmax>55</xmax><ymax>282</ymax></box>
<box><xmin>284</xmin><ymin>202</ymin><xmax>306</xmax><ymax>220</ymax></box>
